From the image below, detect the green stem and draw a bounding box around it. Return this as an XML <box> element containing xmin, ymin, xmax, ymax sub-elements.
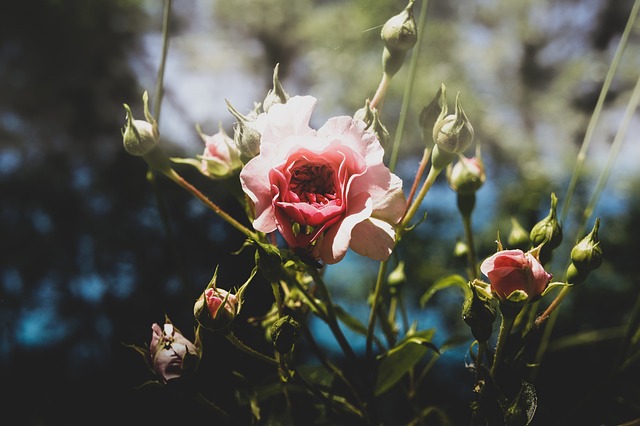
<box><xmin>534</xmin><ymin>285</ymin><xmax>571</xmax><ymax>328</ymax></box>
<box><xmin>307</xmin><ymin>267</ymin><xmax>357</xmax><ymax>363</ymax></box>
<box><xmin>153</xmin><ymin>0</ymin><xmax>172</xmax><ymax>122</ymax></box>
<box><xmin>560</xmin><ymin>0</ymin><xmax>640</xmax><ymax>223</ymax></box>
<box><xmin>405</xmin><ymin>147</ymin><xmax>432</xmax><ymax>208</ymax></box>
<box><xmin>614</xmin><ymin>288</ymin><xmax>640</xmax><ymax>368</ymax></box>
<box><xmin>225</xmin><ymin>331</ymin><xmax>278</xmax><ymax>366</ymax></box>
<box><xmin>490</xmin><ymin>309</ymin><xmax>517</xmax><ymax>379</ymax></box>
<box><xmin>163</xmin><ymin>168</ymin><xmax>259</xmax><ymax>241</ymax></box>
<box><xmin>400</xmin><ymin>165</ymin><xmax>442</xmax><ymax>233</ymax></box>
<box><xmin>366</xmin><ymin>260</ymin><xmax>389</xmax><ymax>359</ymax></box>
<box><xmin>193</xmin><ymin>392</ymin><xmax>238</xmax><ymax>424</ymax></box>
<box><xmin>389</xmin><ymin>0</ymin><xmax>430</xmax><ymax>172</ymax></box>
<box><xmin>461</xmin><ymin>211</ymin><xmax>478</xmax><ymax>280</ymax></box>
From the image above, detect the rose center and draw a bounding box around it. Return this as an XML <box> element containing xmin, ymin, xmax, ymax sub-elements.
<box><xmin>289</xmin><ymin>163</ymin><xmax>337</xmax><ymax>205</ymax></box>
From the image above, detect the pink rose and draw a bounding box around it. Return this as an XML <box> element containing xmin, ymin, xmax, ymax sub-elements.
<box><xmin>205</xmin><ymin>287</ymin><xmax>238</xmax><ymax>320</ymax></box>
<box><xmin>200</xmin><ymin>129</ymin><xmax>242</xmax><ymax>178</ymax></box>
<box><xmin>149</xmin><ymin>323</ymin><xmax>199</xmax><ymax>382</ymax></box>
<box><xmin>480</xmin><ymin>249</ymin><xmax>552</xmax><ymax>301</ymax></box>
<box><xmin>240</xmin><ymin>96</ymin><xmax>406</xmax><ymax>264</ymax></box>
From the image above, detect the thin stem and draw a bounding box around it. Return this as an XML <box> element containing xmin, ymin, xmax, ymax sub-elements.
<box><xmin>370</xmin><ymin>73</ymin><xmax>392</xmax><ymax>111</ymax></box>
<box><xmin>307</xmin><ymin>267</ymin><xmax>357</xmax><ymax>363</ymax></box>
<box><xmin>299</xmin><ymin>322</ymin><xmax>367</xmax><ymax>416</ymax></box>
<box><xmin>400</xmin><ymin>165</ymin><xmax>442</xmax><ymax>232</ymax></box>
<box><xmin>366</xmin><ymin>260</ymin><xmax>389</xmax><ymax>359</ymax></box>
<box><xmin>405</xmin><ymin>147</ymin><xmax>432</xmax><ymax>208</ymax></box>
<box><xmin>193</xmin><ymin>392</ymin><xmax>238</xmax><ymax>424</ymax></box>
<box><xmin>534</xmin><ymin>285</ymin><xmax>571</xmax><ymax>327</ymax></box>
<box><xmin>153</xmin><ymin>0</ymin><xmax>172</xmax><ymax>122</ymax></box>
<box><xmin>389</xmin><ymin>0</ymin><xmax>430</xmax><ymax>172</ymax></box>
<box><xmin>560</xmin><ymin>0</ymin><xmax>640</xmax><ymax>223</ymax></box>
<box><xmin>225</xmin><ymin>331</ymin><xmax>278</xmax><ymax>366</ymax></box>
<box><xmin>461</xmin><ymin>211</ymin><xmax>478</xmax><ymax>280</ymax></box>
<box><xmin>614</xmin><ymin>288</ymin><xmax>640</xmax><ymax>368</ymax></box>
<box><xmin>579</xmin><ymin>72</ymin><xmax>640</xmax><ymax>233</ymax></box>
<box><xmin>490</xmin><ymin>309</ymin><xmax>517</xmax><ymax>379</ymax></box>
<box><xmin>163</xmin><ymin>168</ymin><xmax>259</xmax><ymax>241</ymax></box>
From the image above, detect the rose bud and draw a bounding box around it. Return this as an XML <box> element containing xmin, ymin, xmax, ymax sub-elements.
<box><xmin>149</xmin><ymin>322</ymin><xmax>199</xmax><ymax>383</ymax></box>
<box><xmin>380</xmin><ymin>0</ymin><xmax>417</xmax><ymax>77</ymax></box>
<box><xmin>270</xmin><ymin>315</ymin><xmax>300</xmax><ymax>354</ymax></box>
<box><xmin>226</xmin><ymin>100</ymin><xmax>267</xmax><ymax>162</ymax></box>
<box><xmin>194</xmin><ymin>268</ymin><xmax>239</xmax><ymax>331</ymax></box>
<box><xmin>122</xmin><ymin>92</ymin><xmax>159</xmax><ymax>157</ymax></box>
<box><xmin>507</xmin><ymin>217</ymin><xmax>530</xmax><ymax>250</ymax></box>
<box><xmin>566</xmin><ymin>218</ymin><xmax>603</xmax><ymax>284</ymax></box>
<box><xmin>432</xmin><ymin>92</ymin><xmax>474</xmax><ymax>156</ymax></box>
<box><xmin>462</xmin><ymin>285</ymin><xmax>496</xmax><ymax>342</ymax></box>
<box><xmin>448</xmin><ymin>156</ymin><xmax>486</xmax><ymax>195</ymax></box>
<box><xmin>530</xmin><ymin>193</ymin><xmax>562</xmax><ymax>264</ymax></box>
<box><xmin>480</xmin><ymin>249</ymin><xmax>552</xmax><ymax>303</ymax></box>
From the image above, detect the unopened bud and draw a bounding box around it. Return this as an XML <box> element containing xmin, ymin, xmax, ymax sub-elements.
<box><xmin>122</xmin><ymin>92</ymin><xmax>159</xmax><ymax>157</ymax></box>
<box><xmin>380</xmin><ymin>0</ymin><xmax>417</xmax><ymax>77</ymax></box>
<box><xmin>432</xmin><ymin>92</ymin><xmax>474</xmax><ymax>155</ymax></box>
<box><xmin>507</xmin><ymin>217</ymin><xmax>530</xmax><ymax>249</ymax></box>
<box><xmin>226</xmin><ymin>100</ymin><xmax>264</xmax><ymax>161</ymax></box>
<box><xmin>419</xmin><ymin>84</ymin><xmax>446</xmax><ymax>146</ymax></box>
<box><xmin>566</xmin><ymin>218</ymin><xmax>603</xmax><ymax>284</ymax></box>
<box><xmin>462</xmin><ymin>285</ymin><xmax>496</xmax><ymax>342</ymax></box>
<box><xmin>270</xmin><ymin>315</ymin><xmax>300</xmax><ymax>354</ymax></box>
<box><xmin>530</xmin><ymin>193</ymin><xmax>562</xmax><ymax>264</ymax></box>
<box><xmin>263</xmin><ymin>63</ymin><xmax>289</xmax><ymax>113</ymax></box>
<box><xmin>194</xmin><ymin>267</ymin><xmax>239</xmax><ymax>331</ymax></box>
<box><xmin>448</xmin><ymin>156</ymin><xmax>486</xmax><ymax>195</ymax></box>
<box><xmin>381</xmin><ymin>0</ymin><xmax>417</xmax><ymax>53</ymax></box>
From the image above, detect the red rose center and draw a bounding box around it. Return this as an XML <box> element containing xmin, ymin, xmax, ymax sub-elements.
<box><xmin>289</xmin><ymin>163</ymin><xmax>337</xmax><ymax>205</ymax></box>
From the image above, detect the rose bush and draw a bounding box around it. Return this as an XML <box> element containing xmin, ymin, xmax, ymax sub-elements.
<box><xmin>240</xmin><ymin>95</ymin><xmax>406</xmax><ymax>264</ymax></box>
<box><xmin>480</xmin><ymin>249</ymin><xmax>552</xmax><ymax>301</ymax></box>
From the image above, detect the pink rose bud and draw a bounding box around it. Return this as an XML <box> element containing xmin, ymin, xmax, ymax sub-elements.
<box><xmin>448</xmin><ymin>156</ymin><xmax>486</xmax><ymax>195</ymax></box>
<box><xmin>199</xmin><ymin>127</ymin><xmax>242</xmax><ymax>179</ymax></box>
<box><xmin>149</xmin><ymin>322</ymin><xmax>199</xmax><ymax>382</ymax></box>
<box><xmin>194</xmin><ymin>269</ymin><xmax>239</xmax><ymax>332</ymax></box>
<box><xmin>480</xmin><ymin>249</ymin><xmax>552</xmax><ymax>302</ymax></box>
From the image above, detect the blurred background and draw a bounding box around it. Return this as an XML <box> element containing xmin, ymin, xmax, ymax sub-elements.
<box><xmin>1</xmin><ymin>0</ymin><xmax>639</xmax><ymax>424</ymax></box>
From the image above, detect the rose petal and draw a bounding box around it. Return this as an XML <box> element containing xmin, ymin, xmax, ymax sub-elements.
<box><xmin>349</xmin><ymin>217</ymin><xmax>397</xmax><ymax>261</ymax></box>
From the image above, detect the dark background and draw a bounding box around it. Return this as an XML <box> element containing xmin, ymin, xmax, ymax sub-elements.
<box><xmin>1</xmin><ymin>0</ymin><xmax>638</xmax><ymax>425</ymax></box>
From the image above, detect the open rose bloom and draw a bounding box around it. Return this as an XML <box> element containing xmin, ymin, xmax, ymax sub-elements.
<box><xmin>240</xmin><ymin>96</ymin><xmax>406</xmax><ymax>264</ymax></box>
<box><xmin>480</xmin><ymin>249</ymin><xmax>552</xmax><ymax>301</ymax></box>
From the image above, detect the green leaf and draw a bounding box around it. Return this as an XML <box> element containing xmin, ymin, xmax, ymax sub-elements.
<box><xmin>375</xmin><ymin>330</ymin><xmax>438</xmax><ymax>396</ymax></box>
<box><xmin>419</xmin><ymin>274</ymin><xmax>471</xmax><ymax>307</ymax></box>
<box><xmin>333</xmin><ymin>305</ymin><xmax>384</xmax><ymax>348</ymax></box>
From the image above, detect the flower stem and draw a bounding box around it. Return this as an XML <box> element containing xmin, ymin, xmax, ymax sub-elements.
<box><xmin>534</xmin><ymin>285</ymin><xmax>571</xmax><ymax>327</ymax></box>
<box><xmin>388</xmin><ymin>0</ymin><xmax>430</xmax><ymax>172</ymax></box>
<box><xmin>307</xmin><ymin>267</ymin><xmax>357</xmax><ymax>363</ymax></box>
<box><xmin>490</xmin><ymin>308</ymin><xmax>517</xmax><ymax>379</ymax></box>
<box><xmin>560</xmin><ymin>0</ymin><xmax>640</xmax><ymax>224</ymax></box>
<box><xmin>366</xmin><ymin>260</ymin><xmax>389</xmax><ymax>360</ymax></box>
<box><xmin>399</xmin><ymin>165</ymin><xmax>442</xmax><ymax>233</ymax></box>
<box><xmin>164</xmin><ymin>168</ymin><xmax>260</xmax><ymax>241</ymax></box>
<box><xmin>225</xmin><ymin>331</ymin><xmax>278</xmax><ymax>366</ymax></box>
<box><xmin>153</xmin><ymin>0</ymin><xmax>172</xmax><ymax>122</ymax></box>
<box><xmin>405</xmin><ymin>147</ymin><xmax>432</xmax><ymax>208</ymax></box>
<box><xmin>370</xmin><ymin>73</ymin><xmax>392</xmax><ymax>111</ymax></box>
<box><xmin>461</xmin><ymin>211</ymin><xmax>478</xmax><ymax>280</ymax></box>
<box><xmin>193</xmin><ymin>392</ymin><xmax>238</xmax><ymax>424</ymax></box>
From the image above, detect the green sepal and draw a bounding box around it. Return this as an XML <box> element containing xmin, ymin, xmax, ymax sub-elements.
<box><xmin>540</xmin><ymin>281</ymin><xmax>571</xmax><ymax>298</ymax></box>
